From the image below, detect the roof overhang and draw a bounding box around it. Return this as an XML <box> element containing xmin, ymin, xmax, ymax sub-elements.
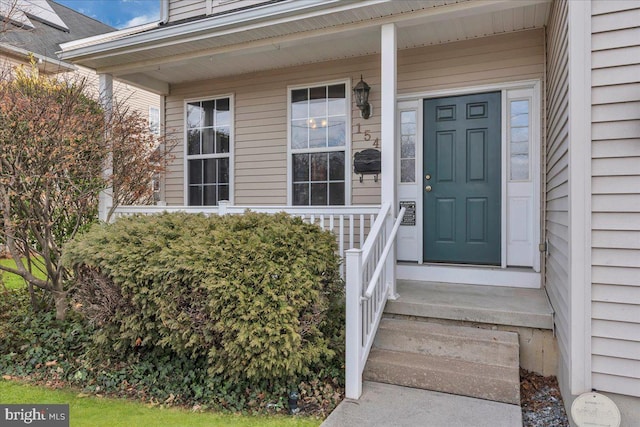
<box><xmin>58</xmin><ymin>0</ymin><xmax>551</xmax><ymax>95</ymax></box>
<box><xmin>0</xmin><ymin>42</ymin><xmax>76</xmax><ymax>73</ymax></box>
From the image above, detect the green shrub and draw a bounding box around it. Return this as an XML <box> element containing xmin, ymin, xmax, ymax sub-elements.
<box><xmin>63</xmin><ymin>212</ymin><xmax>344</xmax><ymax>391</ymax></box>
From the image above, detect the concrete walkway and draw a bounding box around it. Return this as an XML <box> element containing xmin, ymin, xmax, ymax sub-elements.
<box><xmin>321</xmin><ymin>382</ymin><xmax>522</xmax><ymax>427</ymax></box>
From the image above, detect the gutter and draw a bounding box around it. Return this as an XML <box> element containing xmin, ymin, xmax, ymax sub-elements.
<box><xmin>0</xmin><ymin>43</ymin><xmax>76</xmax><ymax>73</ymax></box>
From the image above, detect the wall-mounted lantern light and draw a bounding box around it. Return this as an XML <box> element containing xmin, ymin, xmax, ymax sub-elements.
<box><xmin>353</xmin><ymin>75</ymin><xmax>372</xmax><ymax>119</ymax></box>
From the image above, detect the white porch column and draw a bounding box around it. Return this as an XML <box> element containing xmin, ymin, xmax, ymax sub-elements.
<box><xmin>381</xmin><ymin>23</ymin><xmax>398</xmax><ymax>298</ymax></box>
<box><xmin>98</xmin><ymin>73</ymin><xmax>113</xmax><ymax>222</ymax></box>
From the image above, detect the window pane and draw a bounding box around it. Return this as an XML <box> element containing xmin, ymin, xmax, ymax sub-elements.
<box><xmin>216</xmin><ymin>127</ymin><xmax>230</xmax><ymax>153</ymax></box>
<box><xmin>401</xmin><ymin>110</ymin><xmax>416</xmax><ymax>124</ymax></box>
<box><xmin>309</xmin><ymin>118</ymin><xmax>326</xmax><ymax>148</ymax></box>
<box><xmin>328</xmin><ymin>117</ymin><xmax>345</xmax><ymax>147</ymax></box>
<box><xmin>511</xmin><ymin>127</ymin><xmax>529</xmax><ymax>143</ymax></box>
<box><xmin>218</xmin><ymin>158</ymin><xmax>229</xmax><ymax>184</ymax></box>
<box><xmin>291</xmin><ymin>89</ymin><xmax>308</xmax><ymax>120</ymax></box>
<box><xmin>310</xmin><ymin>153</ymin><xmax>328</xmax><ymax>181</ymax></box>
<box><xmin>329</xmin><ymin>183</ymin><xmax>344</xmax><ymax>205</ymax></box>
<box><xmin>188</xmin><ymin>186</ymin><xmax>202</xmax><ymax>206</ymax></box>
<box><xmin>511</xmin><ymin>141</ymin><xmax>529</xmax><ymax>156</ymax></box>
<box><xmin>511</xmin><ymin>100</ymin><xmax>529</xmax><ymax>127</ymax></box>
<box><xmin>203</xmin><ymin>158</ymin><xmax>217</xmax><ymax>184</ymax></box>
<box><xmin>401</xmin><ymin>159</ymin><xmax>416</xmax><ymax>183</ymax></box>
<box><xmin>203</xmin><ymin>185</ymin><xmax>217</xmax><ymax>205</ymax></box>
<box><xmin>218</xmin><ymin>184</ymin><xmax>229</xmax><ymax>201</ymax></box>
<box><xmin>309</xmin><ymin>86</ymin><xmax>326</xmax><ymax>117</ymax></box>
<box><xmin>189</xmin><ymin>160</ymin><xmax>202</xmax><ymax>185</ymax></box>
<box><xmin>187</xmin><ymin>129</ymin><xmax>200</xmax><ymax>155</ymax></box>
<box><xmin>291</xmin><ymin>120</ymin><xmax>308</xmax><ymax>149</ymax></box>
<box><xmin>202</xmin><ymin>128</ymin><xmax>214</xmax><ymax>154</ymax></box>
<box><xmin>292</xmin><ymin>89</ymin><xmax>308</xmax><ymax>103</ymax></box>
<box><xmin>293</xmin><ymin>183</ymin><xmax>309</xmax><ymax>206</ymax></box>
<box><xmin>329</xmin><ymin>152</ymin><xmax>344</xmax><ymax>181</ymax></box>
<box><xmin>187</xmin><ymin>102</ymin><xmax>202</xmax><ymax>129</ymax></box>
<box><xmin>216</xmin><ymin>98</ymin><xmax>230</xmax><ymax>126</ymax></box>
<box><xmin>401</xmin><ymin>135</ymin><xmax>415</xmax><ymax>158</ymax></box>
<box><xmin>293</xmin><ymin>154</ymin><xmax>309</xmax><ymax>182</ymax></box>
<box><xmin>510</xmin><ymin>154</ymin><xmax>529</xmax><ymax>181</ymax></box>
<box><xmin>328</xmin><ymin>84</ymin><xmax>345</xmax><ymax>116</ymax></box>
<box><xmin>202</xmin><ymin>100</ymin><xmax>215</xmax><ymax>127</ymax></box>
<box><xmin>311</xmin><ymin>183</ymin><xmax>327</xmax><ymax>205</ymax></box>
<box><xmin>149</xmin><ymin>107</ymin><xmax>160</xmax><ymax>135</ymax></box>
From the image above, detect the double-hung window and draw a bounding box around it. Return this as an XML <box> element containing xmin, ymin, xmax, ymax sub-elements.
<box><xmin>185</xmin><ymin>97</ymin><xmax>232</xmax><ymax>206</ymax></box>
<box><xmin>290</xmin><ymin>83</ymin><xmax>348</xmax><ymax>205</ymax></box>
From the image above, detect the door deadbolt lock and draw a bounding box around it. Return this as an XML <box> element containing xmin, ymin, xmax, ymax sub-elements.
<box><xmin>425</xmin><ymin>185</ymin><xmax>432</xmax><ymax>192</ymax></box>
<box><xmin>425</xmin><ymin>174</ymin><xmax>431</xmax><ymax>180</ymax></box>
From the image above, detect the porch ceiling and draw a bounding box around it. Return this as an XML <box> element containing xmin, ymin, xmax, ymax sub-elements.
<box><xmin>59</xmin><ymin>0</ymin><xmax>550</xmax><ymax>94</ymax></box>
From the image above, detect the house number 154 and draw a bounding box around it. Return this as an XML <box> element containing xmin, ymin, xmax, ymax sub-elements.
<box><xmin>354</xmin><ymin>123</ymin><xmax>380</xmax><ymax>148</ymax></box>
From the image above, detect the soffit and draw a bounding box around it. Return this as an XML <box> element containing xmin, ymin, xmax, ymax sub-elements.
<box><xmin>64</xmin><ymin>0</ymin><xmax>551</xmax><ymax>92</ymax></box>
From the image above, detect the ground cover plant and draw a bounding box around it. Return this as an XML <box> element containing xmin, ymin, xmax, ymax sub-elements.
<box><xmin>0</xmin><ymin>212</ymin><xmax>345</xmax><ymax>417</ymax></box>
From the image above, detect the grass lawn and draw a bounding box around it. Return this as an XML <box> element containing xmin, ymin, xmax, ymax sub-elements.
<box><xmin>0</xmin><ymin>380</ymin><xmax>322</xmax><ymax>427</ymax></box>
<box><xmin>0</xmin><ymin>258</ymin><xmax>46</xmax><ymax>290</ymax></box>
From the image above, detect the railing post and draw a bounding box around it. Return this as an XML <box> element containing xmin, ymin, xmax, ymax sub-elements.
<box><xmin>345</xmin><ymin>248</ymin><xmax>363</xmax><ymax>400</ymax></box>
<box><xmin>385</xmin><ymin>211</ymin><xmax>398</xmax><ymax>299</ymax></box>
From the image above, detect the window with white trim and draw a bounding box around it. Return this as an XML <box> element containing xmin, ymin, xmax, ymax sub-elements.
<box><xmin>186</xmin><ymin>97</ymin><xmax>231</xmax><ymax>206</ymax></box>
<box><xmin>290</xmin><ymin>83</ymin><xmax>347</xmax><ymax>205</ymax></box>
<box><xmin>508</xmin><ymin>99</ymin><xmax>530</xmax><ymax>181</ymax></box>
<box><xmin>149</xmin><ymin>106</ymin><xmax>160</xmax><ymax>135</ymax></box>
<box><xmin>399</xmin><ymin>110</ymin><xmax>417</xmax><ymax>183</ymax></box>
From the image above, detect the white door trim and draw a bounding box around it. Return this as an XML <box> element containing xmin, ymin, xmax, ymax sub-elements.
<box><xmin>395</xmin><ymin>79</ymin><xmax>542</xmax><ymax>286</ymax></box>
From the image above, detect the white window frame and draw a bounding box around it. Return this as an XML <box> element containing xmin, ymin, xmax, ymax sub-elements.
<box><xmin>183</xmin><ymin>94</ymin><xmax>235</xmax><ymax>206</ymax></box>
<box><xmin>286</xmin><ymin>79</ymin><xmax>351</xmax><ymax>206</ymax></box>
<box><xmin>149</xmin><ymin>106</ymin><xmax>160</xmax><ymax>135</ymax></box>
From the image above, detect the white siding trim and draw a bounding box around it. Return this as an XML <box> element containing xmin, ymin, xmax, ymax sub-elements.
<box><xmin>567</xmin><ymin>0</ymin><xmax>592</xmax><ymax>394</ymax></box>
<box><xmin>501</xmin><ymin>89</ymin><xmax>508</xmax><ymax>268</ymax></box>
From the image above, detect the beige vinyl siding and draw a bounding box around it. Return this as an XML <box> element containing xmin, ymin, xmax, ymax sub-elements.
<box><xmin>73</xmin><ymin>66</ymin><xmax>160</xmax><ymax>119</ymax></box>
<box><xmin>590</xmin><ymin>0</ymin><xmax>640</xmax><ymax>398</ymax></box>
<box><xmin>163</xmin><ymin>29</ymin><xmax>543</xmax><ymax>206</ymax></box>
<box><xmin>165</xmin><ymin>55</ymin><xmax>380</xmax><ymax>206</ymax></box>
<box><xmin>168</xmin><ymin>0</ymin><xmax>206</xmax><ymax>23</ymax></box>
<box><xmin>544</xmin><ymin>0</ymin><xmax>570</xmax><ymax>393</ymax></box>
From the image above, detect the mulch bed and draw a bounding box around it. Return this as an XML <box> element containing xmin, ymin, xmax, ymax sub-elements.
<box><xmin>521</xmin><ymin>369</ymin><xmax>569</xmax><ymax>427</ymax></box>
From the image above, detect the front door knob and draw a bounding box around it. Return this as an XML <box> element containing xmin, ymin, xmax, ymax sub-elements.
<box><xmin>425</xmin><ymin>185</ymin><xmax>432</xmax><ymax>192</ymax></box>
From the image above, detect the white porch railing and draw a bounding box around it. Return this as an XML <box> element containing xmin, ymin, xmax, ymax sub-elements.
<box><xmin>344</xmin><ymin>202</ymin><xmax>406</xmax><ymax>399</ymax></box>
<box><xmin>111</xmin><ymin>202</ymin><xmax>381</xmax><ymax>271</ymax></box>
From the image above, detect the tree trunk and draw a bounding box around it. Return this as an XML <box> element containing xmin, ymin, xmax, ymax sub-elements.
<box><xmin>53</xmin><ymin>290</ymin><xmax>67</xmax><ymax>321</ymax></box>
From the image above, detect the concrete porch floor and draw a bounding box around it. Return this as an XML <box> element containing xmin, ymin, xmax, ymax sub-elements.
<box><xmin>321</xmin><ymin>381</ymin><xmax>522</xmax><ymax>427</ymax></box>
<box><xmin>386</xmin><ymin>280</ymin><xmax>554</xmax><ymax>330</ymax></box>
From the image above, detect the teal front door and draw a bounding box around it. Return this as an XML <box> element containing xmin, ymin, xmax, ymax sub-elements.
<box><xmin>423</xmin><ymin>92</ymin><xmax>501</xmax><ymax>265</ymax></box>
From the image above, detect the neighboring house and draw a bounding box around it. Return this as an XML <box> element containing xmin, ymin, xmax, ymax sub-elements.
<box><xmin>0</xmin><ymin>0</ymin><xmax>160</xmax><ymax>133</ymax></box>
<box><xmin>58</xmin><ymin>0</ymin><xmax>639</xmax><ymax>424</ymax></box>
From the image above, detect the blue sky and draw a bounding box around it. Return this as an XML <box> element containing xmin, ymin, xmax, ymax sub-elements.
<box><xmin>56</xmin><ymin>0</ymin><xmax>161</xmax><ymax>29</ymax></box>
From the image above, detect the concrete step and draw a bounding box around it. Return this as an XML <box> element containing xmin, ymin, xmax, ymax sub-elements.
<box><xmin>385</xmin><ymin>280</ymin><xmax>554</xmax><ymax>330</ymax></box>
<box><xmin>363</xmin><ymin>318</ymin><xmax>521</xmax><ymax>405</ymax></box>
<box><xmin>374</xmin><ymin>318</ymin><xmax>519</xmax><ymax>368</ymax></box>
<box><xmin>363</xmin><ymin>348</ymin><xmax>521</xmax><ymax>405</ymax></box>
